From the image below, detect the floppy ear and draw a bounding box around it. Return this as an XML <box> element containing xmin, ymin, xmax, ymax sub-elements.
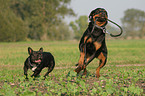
<box><xmin>28</xmin><ymin>47</ymin><xmax>33</xmax><ymax>55</ymax></box>
<box><xmin>39</xmin><ymin>47</ymin><xmax>43</xmax><ymax>53</ymax></box>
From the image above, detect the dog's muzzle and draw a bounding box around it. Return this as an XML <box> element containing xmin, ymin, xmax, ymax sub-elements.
<box><xmin>93</xmin><ymin>12</ymin><xmax>107</xmax><ymax>21</ymax></box>
<box><xmin>93</xmin><ymin>11</ymin><xmax>108</xmax><ymax>27</ymax></box>
<box><xmin>95</xmin><ymin>17</ymin><xmax>107</xmax><ymax>22</ymax></box>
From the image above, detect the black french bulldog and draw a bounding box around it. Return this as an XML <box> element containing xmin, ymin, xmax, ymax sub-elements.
<box><xmin>24</xmin><ymin>47</ymin><xmax>55</xmax><ymax>79</ymax></box>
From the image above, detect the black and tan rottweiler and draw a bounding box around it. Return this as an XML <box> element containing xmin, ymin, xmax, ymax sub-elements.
<box><xmin>75</xmin><ymin>8</ymin><xmax>108</xmax><ymax>78</ymax></box>
<box><xmin>24</xmin><ymin>47</ymin><xmax>55</xmax><ymax>79</ymax></box>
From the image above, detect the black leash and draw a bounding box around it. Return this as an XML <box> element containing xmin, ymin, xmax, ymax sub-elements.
<box><xmin>83</xmin><ymin>20</ymin><xmax>97</xmax><ymax>65</ymax></box>
<box><xmin>107</xmin><ymin>19</ymin><xmax>123</xmax><ymax>37</ymax></box>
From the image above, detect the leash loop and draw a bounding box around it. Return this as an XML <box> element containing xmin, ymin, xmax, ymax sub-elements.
<box><xmin>107</xmin><ymin>19</ymin><xmax>123</xmax><ymax>37</ymax></box>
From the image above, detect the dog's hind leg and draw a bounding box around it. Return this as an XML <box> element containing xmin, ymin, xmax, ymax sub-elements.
<box><xmin>43</xmin><ymin>61</ymin><xmax>55</xmax><ymax>79</ymax></box>
<box><xmin>96</xmin><ymin>52</ymin><xmax>107</xmax><ymax>78</ymax></box>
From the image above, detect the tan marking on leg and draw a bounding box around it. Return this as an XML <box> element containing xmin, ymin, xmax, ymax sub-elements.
<box><xmin>75</xmin><ymin>52</ymin><xmax>85</xmax><ymax>73</ymax></box>
<box><xmin>78</xmin><ymin>52</ymin><xmax>85</xmax><ymax>66</ymax></box>
<box><xmin>96</xmin><ymin>52</ymin><xmax>106</xmax><ymax>78</ymax></box>
<box><xmin>85</xmin><ymin>53</ymin><xmax>90</xmax><ymax>62</ymax></box>
<box><xmin>75</xmin><ymin>36</ymin><xmax>92</xmax><ymax>74</ymax></box>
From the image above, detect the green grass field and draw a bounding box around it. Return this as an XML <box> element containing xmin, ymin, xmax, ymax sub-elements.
<box><xmin>0</xmin><ymin>39</ymin><xmax>145</xmax><ymax>95</ymax></box>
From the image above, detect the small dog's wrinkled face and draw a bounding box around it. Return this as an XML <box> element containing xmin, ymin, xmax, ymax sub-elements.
<box><xmin>89</xmin><ymin>8</ymin><xmax>108</xmax><ymax>27</ymax></box>
<box><xmin>28</xmin><ymin>47</ymin><xmax>43</xmax><ymax>65</ymax></box>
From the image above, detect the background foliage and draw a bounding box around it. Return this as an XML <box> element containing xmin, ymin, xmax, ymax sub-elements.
<box><xmin>121</xmin><ymin>9</ymin><xmax>145</xmax><ymax>39</ymax></box>
<box><xmin>69</xmin><ymin>9</ymin><xmax>145</xmax><ymax>40</ymax></box>
<box><xmin>0</xmin><ymin>0</ymin><xmax>28</xmax><ymax>42</ymax></box>
<box><xmin>0</xmin><ymin>0</ymin><xmax>145</xmax><ymax>42</ymax></box>
<box><xmin>0</xmin><ymin>0</ymin><xmax>75</xmax><ymax>41</ymax></box>
<box><xmin>69</xmin><ymin>16</ymin><xmax>88</xmax><ymax>40</ymax></box>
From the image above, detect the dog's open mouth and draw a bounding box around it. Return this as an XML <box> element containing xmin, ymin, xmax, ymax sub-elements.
<box><xmin>35</xmin><ymin>59</ymin><xmax>41</xmax><ymax>63</ymax></box>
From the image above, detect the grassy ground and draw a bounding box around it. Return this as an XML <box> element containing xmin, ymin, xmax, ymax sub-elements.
<box><xmin>0</xmin><ymin>39</ymin><xmax>145</xmax><ymax>95</ymax></box>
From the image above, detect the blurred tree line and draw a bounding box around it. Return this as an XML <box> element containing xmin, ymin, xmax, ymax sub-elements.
<box><xmin>121</xmin><ymin>9</ymin><xmax>145</xmax><ymax>39</ymax></box>
<box><xmin>70</xmin><ymin>8</ymin><xmax>145</xmax><ymax>40</ymax></box>
<box><xmin>0</xmin><ymin>0</ymin><xmax>145</xmax><ymax>42</ymax></box>
<box><xmin>0</xmin><ymin>0</ymin><xmax>75</xmax><ymax>42</ymax></box>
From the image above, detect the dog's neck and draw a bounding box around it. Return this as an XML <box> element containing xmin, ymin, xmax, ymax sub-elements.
<box><xmin>89</xmin><ymin>22</ymin><xmax>106</xmax><ymax>33</ymax></box>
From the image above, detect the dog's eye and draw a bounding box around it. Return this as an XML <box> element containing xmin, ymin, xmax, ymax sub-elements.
<box><xmin>95</xmin><ymin>10</ymin><xmax>100</xmax><ymax>13</ymax></box>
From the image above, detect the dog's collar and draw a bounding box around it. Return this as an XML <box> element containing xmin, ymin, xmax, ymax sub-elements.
<box><xmin>28</xmin><ymin>57</ymin><xmax>41</xmax><ymax>67</ymax></box>
<box><xmin>93</xmin><ymin>19</ymin><xmax>106</xmax><ymax>34</ymax></box>
<box><xmin>28</xmin><ymin>57</ymin><xmax>34</xmax><ymax>67</ymax></box>
<box><xmin>94</xmin><ymin>24</ymin><xmax>106</xmax><ymax>34</ymax></box>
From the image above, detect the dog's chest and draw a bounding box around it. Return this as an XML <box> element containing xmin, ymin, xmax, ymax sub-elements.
<box><xmin>30</xmin><ymin>64</ymin><xmax>37</xmax><ymax>71</ymax></box>
<box><xmin>31</xmin><ymin>66</ymin><xmax>37</xmax><ymax>71</ymax></box>
<box><xmin>92</xmin><ymin>28</ymin><xmax>103</xmax><ymax>36</ymax></box>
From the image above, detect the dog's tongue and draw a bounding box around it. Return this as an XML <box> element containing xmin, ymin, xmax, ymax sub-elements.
<box><xmin>35</xmin><ymin>59</ymin><xmax>41</xmax><ymax>63</ymax></box>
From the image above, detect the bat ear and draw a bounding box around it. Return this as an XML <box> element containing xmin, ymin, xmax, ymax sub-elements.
<box><xmin>39</xmin><ymin>47</ymin><xmax>43</xmax><ymax>53</ymax></box>
<box><xmin>28</xmin><ymin>47</ymin><xmax>33</xmax><ymax>55</ymax></box>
